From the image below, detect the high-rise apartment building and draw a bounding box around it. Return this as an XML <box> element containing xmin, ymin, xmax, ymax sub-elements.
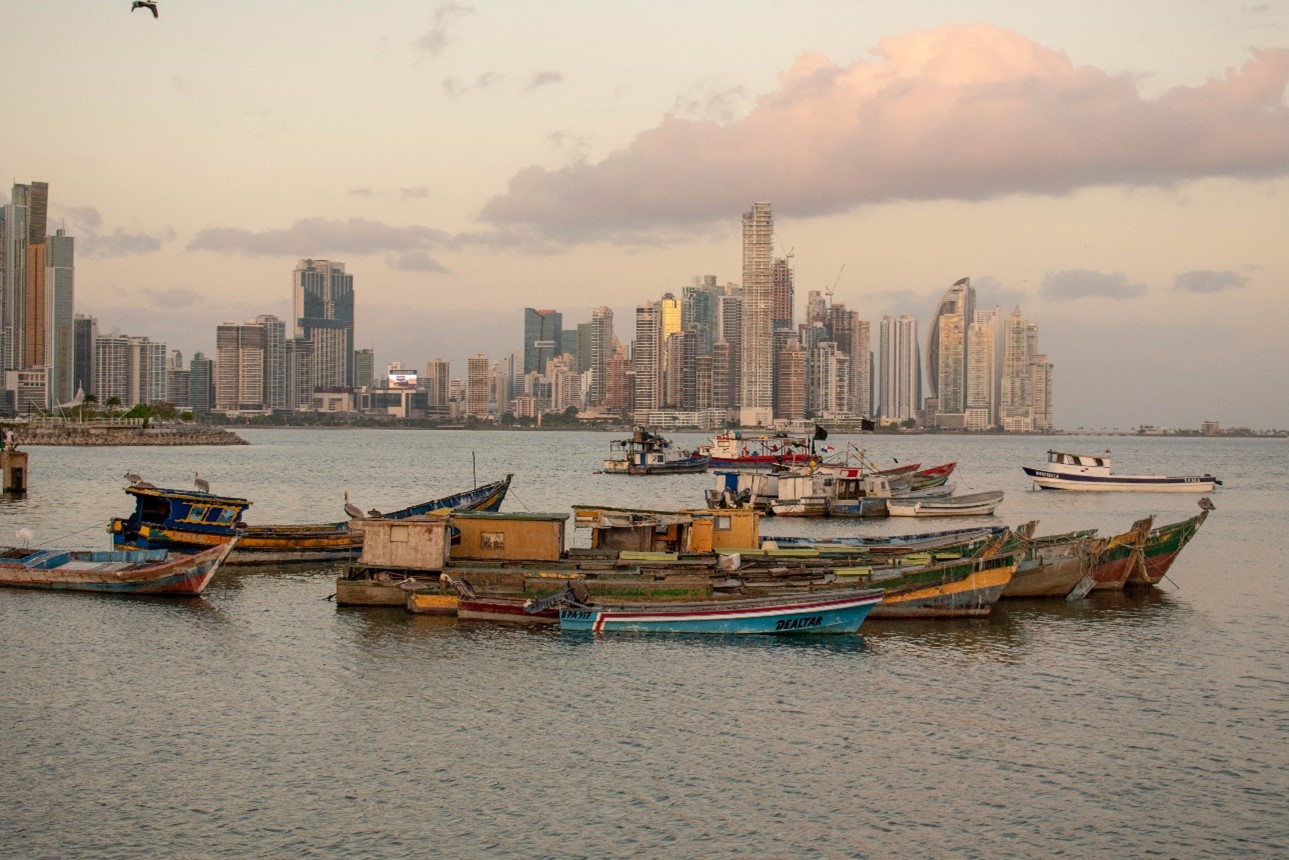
<box><xmin>808</xmin><ymin>341</ymin><xmax>849</xmax><ymax>417</ymax></box>
<box><xmin>588</xmin><ymin>306</ymin><xmax>615</xmax><ymax>406</ymax></box>
<box><xmin>935</xmin><ymin>312</ymin><xmax>966</xmax><ymax>415</ymax></box>
<box><xmin>632</xmin><ymin>301</ymin><xmax>663</xmax><ymax>413</ymax></box>
<box><xmin>353</xmin><ymin>347</ymin><xmax>375</xmax><ymax>390</ymax></box>
<box><xmin>852</xmin><ymin>319</ymin><xmax>873</xmax><ymax>420</ymax></box>
<box><xmin>293</xmin><ymin>259</ymin><xmax>355</xmax><ymax>389</ymax></box>
<box><xmin>771</xmin><ymin>257</ymin><xmax>795</xmax><ymax>331</ymax></box>
<box><xmin>465</xmin><ymin>354</ymin><xmax>490</xmax><ymax>418</ymax></box>
<box><xmin>523</xmin><ymin>308</ymin><xmax>562</xmax><ymax>376</ymax></box>
<box><xmin>167</xmin><ymin>351</ymin><xmax>192</xmax><ymax>409</ymax></box>
<box><xmin>285</xmin><ymin>338</ymin><xmax>314</xmax><ymax>410</ymax></box>
<box><xmin>190</xmin><ymin>352</ymin><xmax>215</xmax><ymax>415</ymax></box>
<box><xmin>94</xmin><ymin>334</ymin><xmax>131</xmax><ymax>406</ymax></box>
<box><xmin>879</xmin><ymin>315</ymin><xmax>920</xmax><ymax>423</ymax></box>
<box><xmin>73</xmin><ymin>314</ymin><xmax>95</xmax><ymax>399</ymax></box>
<box><xmin>216</xmin><ymin>321</ymin><xmax>267</xmax><ymax>413</ymax></box>
<box><xmin>255</xmin><ymin>314</ymin><xmax>287</xmax><ymax>411</ymax></box>
<box><xmin>739</xmin><ymin>202</ymin><xmax>774</xmax><ymax>425</ymax></box>
<box><xmin>775</xmin><ymin>340</ymin><xmax>806</xmax><ymax>420</ymax></box>
<box><xmin>1001</xmin><ymin>307</ymin><xmax>1041</xmax><ymax>431</ymax></box>
<box><xmin>44</xmin><ymin>229</ymin><xmax>76</xmax><ymax>405</ymax></box>
<box><xmin>1</xmin><ymin>181</ymin><xmax>50</xmax><ymax>374</ymax></box>
<box><xmin>424</xmin><ymin>359</ymin><xmax>451</xmax><ymax>411</ymax></box>
<box><xmin>965</xmin><ymin>309</ymin><xmax>998</xmax><ymax>430</ymax></box>
<box><xmin>927</xmin><ymin>277</ymin><xmax>975</xmax><ymax>406</ymax></box>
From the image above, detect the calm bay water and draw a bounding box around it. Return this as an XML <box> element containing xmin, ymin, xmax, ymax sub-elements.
<box><xmin>1</xmin><ymin>429</ymin><xmax>1285</xmax><ymax>859</ymax></box>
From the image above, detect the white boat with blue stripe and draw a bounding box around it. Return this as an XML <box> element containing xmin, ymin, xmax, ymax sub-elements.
<box><xmin>1023</xmin><ymin>450</ymin><xmax>1220</xmax><ymax>492</ymax></box>
<box><xmin>559</xmin><ymin>588</ymin><xmax>884</xmax><ymax>635</ymax></box>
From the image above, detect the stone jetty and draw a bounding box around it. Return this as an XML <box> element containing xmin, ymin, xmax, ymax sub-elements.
<box><xmin>9</xmin><ymin>422</ymin><xmax>248</xmax><ymax>446</ymax></box>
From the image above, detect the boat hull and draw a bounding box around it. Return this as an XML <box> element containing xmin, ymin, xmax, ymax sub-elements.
<box><xmin>886</xmin><ymin>491</ymin><xmax>1004</xmax><ymax>517</ymax></box>
<box><xmin>1023</xmin><ymin>468</ymin><xmax>1218</xmax><ymax>492</ymax></box>
<box><xmin>560</xmin><ymin>590</ymin><xmax>883</xmax><ymax>635</ymax></box>
<box><xmin>868</xmin><ymin>563</ymin><xmax>1014</xmax><ymax>618</ymax></box>
<box><xmin>1003</xmin><ymin>542</ymin><xmax>1091</xmax><ymax>598</ymax></box>
<box><xmin>0</xmin><ymin>542</ymin><xmax>235</xmax><ymax>596</ymax></box>
<box><xmin>1130</xmin><ymin>508</ymin><xmax>1211</xmax><ymax>586</ymax></box>
<box><xmin>457</xmin><ymin>595</ymin><xmax>559</xmax><ymax>624</ymax></box>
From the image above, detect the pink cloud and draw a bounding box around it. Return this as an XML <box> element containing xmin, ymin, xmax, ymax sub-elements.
<box><xmin>480</xmin><ymin>24</ymin><xmax>1289</xmax><ymax>241</ymax></box>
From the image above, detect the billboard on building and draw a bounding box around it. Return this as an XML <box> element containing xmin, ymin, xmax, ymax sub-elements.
<box><xmin>388</xmin><ymin>371</ymin><xmax>419</xmax><ymax>389</ymax></box>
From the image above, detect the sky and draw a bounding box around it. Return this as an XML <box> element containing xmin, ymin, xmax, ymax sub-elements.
<box><xmin>3</xmin><ymin>0</ymin><xmax>1288</xmax><ymax>431</ymax></box>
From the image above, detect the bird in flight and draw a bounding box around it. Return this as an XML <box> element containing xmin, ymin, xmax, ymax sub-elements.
<box><xmin>132</xmin><ymin>1</ymin><xmax>158</xmax><ymax>18</ymax></box>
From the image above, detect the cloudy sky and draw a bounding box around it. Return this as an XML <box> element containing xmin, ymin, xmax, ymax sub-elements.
<box><xmin>3</xmin><ymin>0</ymin><xmax>1287</xmax><ymax>430</ymax></box>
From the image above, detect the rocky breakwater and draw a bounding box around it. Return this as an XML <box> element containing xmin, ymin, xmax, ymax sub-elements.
<box><xmin>14</xmin><ymin>424</ymin><xmax>248</xmax><ymax>446</ymax></box>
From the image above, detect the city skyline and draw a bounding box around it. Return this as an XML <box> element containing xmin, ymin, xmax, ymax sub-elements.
<box><xmin>3</xmin><ymin>2</ymin><xmax>1288</xmax><ymax>429</ymax></box>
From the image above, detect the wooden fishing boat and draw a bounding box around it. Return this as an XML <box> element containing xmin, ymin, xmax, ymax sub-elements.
<box><xmin>1086</xmin><ymin>517</ymin><xmax>1154</xmax><ymax>590</ymax></box>
<box><xmin>0</xmin><ymin>540</ymin><xmax>236</xmax><ymax>596</ymax></box>
<box><xmin>761</xmin><ymin>525</ymin><xmax>1007</xmax><ymax>559</ymax></box>
<box><xmin>558</xmin><ymin>588</ymin><xmax>885</xmax><ymax>635</ymax></box>
<box><xmin>1126</xmin><ymin>498</ymin><xmax>1214</xmax><ymax>587</ymax></box>
<box><xmin>603</xmin><ymin>427</ymin><xmax>710</xmax><ymax>475</ymax></box>
<box><xmin>886</xmin><ymin>490</ymin><xmax>1004</xmax><ymax>517</ymax></box>
<box><xmin>852</xmin><ymin>528</ymin><xmax>1025</xmax><ymax>618</ymax></box>
<box><xmin>1002</xmin><ymin>528</ymin><xmax>1097</xmax><ymax>598</ymax></box>
<box><xmin>698</xmin><ymin>431</ymin><xmax>820</xmax><ymax>470</ymax></box>
<box><xmin>110</xmin><ymin>474</ymin><xmax>512</xmax><ymax>564</ymax></box>
<box><xmin>910</xmin><ymin>462</ymin><xmax>956</xmax><ymax>490</ymax></box>
<box><xmin>1023</xmin><ymin>450</ymin><xmax>1220</xmax><ymax>492</ymax></box>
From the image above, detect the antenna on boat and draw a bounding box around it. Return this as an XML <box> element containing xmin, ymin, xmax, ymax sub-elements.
<box><xmin>472</xmin><ymin>451</ymin><xmax>478</xmax><ymax>489</ymax></box>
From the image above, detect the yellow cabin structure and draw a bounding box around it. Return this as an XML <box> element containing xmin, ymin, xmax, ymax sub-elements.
<box><xmin>450</xmin><ymin>511</ymin><xmax>568</xmax><ymax>562</ymax></box>
<box><xmin>572</xmin><ymin>506</ymin><xmax>761</xmax><ymax>553</ymax></box>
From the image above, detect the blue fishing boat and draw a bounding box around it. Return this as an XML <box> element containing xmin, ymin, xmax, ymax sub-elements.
<box><xmin>558</xmin><ymin>588</ymin><xmax>884</xmax><ymax>635</ymax></box>
<box><xmin>110</xmin><ymin>474</ymin><xmax>512</xmax><ymax>564</ymax></box>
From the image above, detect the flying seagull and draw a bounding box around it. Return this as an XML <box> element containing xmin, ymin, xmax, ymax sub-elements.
<box><xmin>132</xmin><ymin>1</ymin><xmax>158</xmax><ymax>18</ymax></box>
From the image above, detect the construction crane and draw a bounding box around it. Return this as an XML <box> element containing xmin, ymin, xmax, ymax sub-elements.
<box><xmin>826</xmin><ymin>264</ymin><xmax>845</xmax><ymax>304</ymax></box>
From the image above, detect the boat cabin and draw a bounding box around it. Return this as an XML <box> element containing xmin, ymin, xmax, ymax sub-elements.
<box><xmin>573</xmin><ymin>506</ymin><xmax>761</xmax><ymax>553</ymax></box>
<box><xmin>115</xmin><ymin>485</ymin><xmax>251</xmax><ymax>539</ymax></box>
<box><xmin>450</xmin><ymin>511</ymin><xmax>567</xmax><ymax>562</ymax></box>
<box><xmin>1045</xmin><ymin>450</ymin><xmax>1112</xmax><ymax>475</ymax></box>
<box><xmin>357</xmin><ymin>515</ymin><xmax>453</xmax><ymax>571</ymax></box>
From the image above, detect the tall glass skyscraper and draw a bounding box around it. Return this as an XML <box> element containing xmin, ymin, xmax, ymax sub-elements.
<box><xmin>523</xmin><ymin>308</ymin><xmax>562</xmax><ymax>376</ymax></box>
<box><xmin>293</xmin><ymin>259</ymin><xmax>354</xmax><ymax>389</ymax></box>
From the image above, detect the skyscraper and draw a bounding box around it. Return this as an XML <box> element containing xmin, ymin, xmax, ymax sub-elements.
<box><xmin>2</xmin><ymin>181</ymin><xmax>50</xmax><ymax>373</ymax></box>
<box><xmin>73</xmin><ymin>314</ymin><xmax>95</xmax><ymax>399</ymax></box>
<box><xmin>879</xmin><ymin>315</ymin><xmax>920</xmax><ymax>423</ymax></box>
<box><xmin>927</xmin><ymin>277</ymin><xmax>975</xmax><ymax>407</ymax></box>
<box><xmin>256</xmin><ymin>314</ymin><xmax>287</xmax><ymax>411</ymax></box>
<box><xmin>190</xmin><ymin>352</ymin><xmax>215</xmax><ymax>416</ymax></box>
<box><xmin>589</xmin><ymin>306</ymin><xmax>615</xmax><ymax>406</ymax></box>
<box><xmin>466</xmin><ymin>354</ymin><xmax>490</xmax><ymax>418</ymax></box>
<box><xmin>771</xmin><ymin>256</ymin><xmax>795</xmax><ymax>331</ymax></box>
<box><xmin>44</xmin><ymin>229</ymin><xmax>75</xmax><ymax>404</ymax></box>
<box><xmin>293</xmin><ymin>259</ymin><xmax>355</xmax><ymax>389</ymax></box>
<box><xmin>936</xmin><ymin>312</ymin><xmax>966</xmax><ymax>415</ymax></box>
<box><xmin>775</xmin><ymin>340</ymin><xmax>806</xmax><ymax>420</ymax></box>
<box><xmin>216</xmin><ymin>321</ymin><xmax>267</xmax><ymax>413</ymax></box>
<box><xmin>523</xmin><ymin>308</ymin><xmax>562</xmax><ymax>376</ymax></box>
<box><xmin>632</xmin><ymin>301</ymin><xmax>663</xmax><ymax>413</ymax></box>
<box><xmin>739</xmin><ymin>202</ymin><xmax>774</xmax><ymax>425</ymax></box>
<box><xmin>1001</xmin><ymin>307</ymin><xmax>1039</xmax><ymax>431</ymax></box>
<box><xmin>965</xmin><ymin>309</ymin><xmax>998</xmax><ymax>430</ymax></box>
<box><xmin>424</xmin><ymin>359</ymin><xmax>451</xmax><ymax>411</ymax></box>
